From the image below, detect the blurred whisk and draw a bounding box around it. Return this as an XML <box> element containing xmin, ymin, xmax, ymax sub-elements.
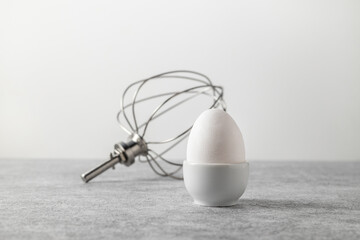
<box><xmin>81</xmin><ymin>70</ymin><xmax>226</xmax><ymax>183</ymax></box>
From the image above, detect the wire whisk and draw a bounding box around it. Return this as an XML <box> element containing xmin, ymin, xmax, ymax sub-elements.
<box><xmin>81</xmin><ymin>70</ymin><xmax>226</xmax><ymax>182</ymax></box>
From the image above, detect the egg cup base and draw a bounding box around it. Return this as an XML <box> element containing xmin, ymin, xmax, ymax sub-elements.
<box><xmin>183</xmin><ymin>161</ymin><xmax>249</xmax><ymax>207</ymax></box>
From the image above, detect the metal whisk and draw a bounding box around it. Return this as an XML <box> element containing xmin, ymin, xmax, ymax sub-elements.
<box><xmin>81</xmin><ymin>70</ymin><xmax>226</xmax><ymax>183</ymax></box>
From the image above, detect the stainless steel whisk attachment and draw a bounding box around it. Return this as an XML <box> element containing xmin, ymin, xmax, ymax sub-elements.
<box><xmin>81</xmin><ymin>70</ymin><xmax>226</xmax><ymax>183</ymax></box>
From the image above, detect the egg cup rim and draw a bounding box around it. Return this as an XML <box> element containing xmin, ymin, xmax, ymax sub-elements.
<box><xmin>184</xmin><ymin>161</ymin><xmax>248</xmax><ymax>166</ymax></box>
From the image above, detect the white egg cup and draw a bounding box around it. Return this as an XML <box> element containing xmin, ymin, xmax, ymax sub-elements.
<box><xmin>183</xmin><ymin>161</ymin><xmax>249</xmax><ymax>207</ymax></box>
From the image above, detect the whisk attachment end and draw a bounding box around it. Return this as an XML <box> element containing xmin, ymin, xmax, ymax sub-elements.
<box><xmin>80</xmin><ymin>156</ymin><xmax>120</xmax><ymax>183</ymax></box>
<box><xmin>81</xmin><ymin>134</ymin><xmax>148</xmax><ymax>183</ymax></box>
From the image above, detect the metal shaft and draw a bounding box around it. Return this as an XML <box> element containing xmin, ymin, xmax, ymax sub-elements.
<box><xmin>81</xmin><ymin>134</ymin><xmax>148</xmax><ymax>183</ymax></box>
<box><xmin>81</xmin><ymin>156</ymin><xmax>119</xmax><ymax>183</ymax></box>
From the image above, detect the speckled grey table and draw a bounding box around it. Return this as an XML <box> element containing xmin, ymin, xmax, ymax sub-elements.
<box><xmin>0</xmin><ymin>159</ymin><xmax>359</xmax><ymax>239</ymax></box>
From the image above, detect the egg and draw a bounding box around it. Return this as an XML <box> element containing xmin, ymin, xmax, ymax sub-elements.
<box><xmin>187</xmin><ymin>109</ymin><xmax>245</xmax><ymax>164</ymax></box>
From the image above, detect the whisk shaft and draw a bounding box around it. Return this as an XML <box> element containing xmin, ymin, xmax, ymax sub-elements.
<box><xmin>81</xmin><ymin>156</ymin><xmax>119</xmax><ymax>183</ymax></box>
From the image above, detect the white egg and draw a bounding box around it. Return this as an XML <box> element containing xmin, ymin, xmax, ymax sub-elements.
<box><xmin>187</xmin><ymin>109</ymin><xmax>245</xmax><ymax>163</ymax></box>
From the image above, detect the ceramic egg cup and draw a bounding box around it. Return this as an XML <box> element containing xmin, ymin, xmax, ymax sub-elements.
<box><xmin>183</xmin><ymin>161</ymin><xmax>249</xmax><ymax>207</ymax></box>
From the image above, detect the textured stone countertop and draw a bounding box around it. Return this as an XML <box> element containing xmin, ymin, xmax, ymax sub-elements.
<box><xmin>1</xmin><ymin>159</ymin><xmax>359</xmax><ymax>239</ymax></box>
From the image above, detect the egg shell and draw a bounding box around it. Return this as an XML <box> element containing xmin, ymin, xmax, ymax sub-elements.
<box><xmin>187</xmin><ymin>109</ymin><xmax>245</xmax><ymax>163</ymax></box>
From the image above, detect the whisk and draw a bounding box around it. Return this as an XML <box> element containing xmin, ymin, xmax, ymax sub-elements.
<box><xmin>81</xmin><ymin>70</ymin><xmax>226</xmax><ymax>183</ymax></box>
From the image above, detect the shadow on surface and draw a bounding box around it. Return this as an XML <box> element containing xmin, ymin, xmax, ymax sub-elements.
<box><xmin>82</xmin><ymin>177</ymin><xmax>178</xmax><ymax>185</ymax></box>
<box><xmin>228</xmin><ymin>198</ymin><xmax>348</xmax><ymax>211</ymax></box>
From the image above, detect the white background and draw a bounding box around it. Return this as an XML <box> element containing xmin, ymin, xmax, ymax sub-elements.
<box><xmin>1</xmin><ymin>0</ymin><xmax>359</xmax><ymax>161</ymax></box>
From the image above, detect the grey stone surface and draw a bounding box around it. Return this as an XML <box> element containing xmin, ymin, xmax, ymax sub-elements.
<box><xmin>0</xmin><ymin>159</ymin><xmax>359</xmax><ymax>240</ymax></box>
